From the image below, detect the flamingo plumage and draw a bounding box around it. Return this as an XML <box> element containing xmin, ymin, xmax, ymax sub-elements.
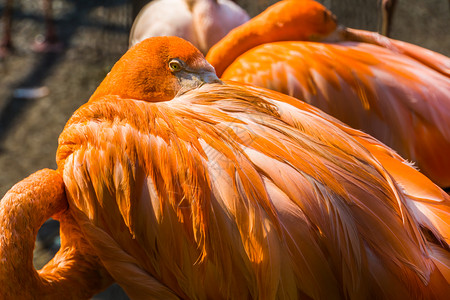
<box><xmin>1</xmin><ymin>36</ymin><xmax>450</xmax><ymax>298</ymax></box>
<box><xmin>129</xmin><ymin>0</ymin><xmax>249</xmax><ymax>54</ymax></box>
<box><xmin>381</xmin><ymin>0</ymin><xmax>397</xmax><ymax>37</ymax></box>
<box><xmin>206</xmin><ymin>0</ymin><xmax>450</xmax><ymax>189</ymax></box>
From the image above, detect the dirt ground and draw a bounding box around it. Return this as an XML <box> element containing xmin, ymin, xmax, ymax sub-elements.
<box><xmin>0</xmin><ymin>0</ymin><xmax>448</xmax><ymax>298</ymax></box>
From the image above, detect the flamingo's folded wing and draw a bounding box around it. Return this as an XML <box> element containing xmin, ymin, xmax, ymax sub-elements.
<box><xmin>221</xmin><ymin>42</ymin><xmax>450</xmax><ymax>186</ymax></box>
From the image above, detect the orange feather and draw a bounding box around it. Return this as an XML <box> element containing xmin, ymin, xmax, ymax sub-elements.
<box><xmin>206</xmin><ymin>0</ymin><xmax>450</xmax><ymax>188</ymax></box>
<box><xmin>0</xmin><ymin>169</ymin><xmax>112</xmax><ymax>299</ymax></box>
<box><xmin>58</xmin><ymin>37</ymin><xmax>450</xmax><ymax>298</ymax></box>
<box><xmin>1</xmin><ymin>36</ymin><xmax>450</xmax><ymax>298</ymax></box>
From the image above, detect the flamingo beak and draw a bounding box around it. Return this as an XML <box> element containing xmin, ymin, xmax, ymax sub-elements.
<box><xmin>176</xmin><ymin>69</ymin><xmax>222</xmax><ymax>95</ymax></box>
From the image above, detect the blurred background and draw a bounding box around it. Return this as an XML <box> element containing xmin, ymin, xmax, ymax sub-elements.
<box><xmin>0</xmin><ymin>0</ymin><xmax>448</xmax><ymax>298</ymax></box>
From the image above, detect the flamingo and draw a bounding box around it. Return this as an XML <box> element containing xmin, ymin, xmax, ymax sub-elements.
<box><xmin>2</xmin><ymin>36</ymin><xmax>449</xmax><ymax>298</ymax></box>
<box><xmin>381</xmin><ymin>0</ymin><xmax>397</xmax><ymax>37</ymax></box>
<box><xmin>206</xmin><ymin>0</ymin><xmax>450</xmax><ymax>189</ymax></box>
<box><xmin>129</xmin><ymin>0</ymin><xmax>249</xmax><ymax>54</ymax></box>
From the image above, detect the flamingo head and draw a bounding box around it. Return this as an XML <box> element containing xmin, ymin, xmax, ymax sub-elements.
<box><xmin>91</xmin><ymin>36</ymin><xmax>221</xmax><ymax>102</ymax></box>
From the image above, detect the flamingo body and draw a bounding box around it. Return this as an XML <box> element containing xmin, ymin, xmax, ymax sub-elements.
<box><xmin>206</xmin><ymin>0</ymin><xmax>450</xmax><ymax>188</ymax></box>
<box><xmin>1</xmin><ymin>36</ymin><xmax>450</xmax><ymax>298</ymax></box>
<box><xmin>56</xmin><ymin>37</ymin><xmax>450</xmax><ymax>298</ymax></box>
<box><xmin>129</xmin><ymin>0</ymin><xmax>249</xmax><ymax>54</ymax></box>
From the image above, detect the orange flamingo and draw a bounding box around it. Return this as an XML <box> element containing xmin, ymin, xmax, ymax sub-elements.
<box><xmin>206</xmin><ymin>0</ymin><xmax>450</xmax><ymax>189</ymax></box>
<box><xmin>129</xmin><ymin>0</ymin><xmax>249</xmax><ymax>54</ymax></box>
<box><xmin>381</xmin><ymin>0</ymin><xmax>397</xmax><ymax>37</ymax></box>
<box><xmin>1</xmin><ymin>36</ymin><xmax>450</xmax><ymax>298</ymax></box>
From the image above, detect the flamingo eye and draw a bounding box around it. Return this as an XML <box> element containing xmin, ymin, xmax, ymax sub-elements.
<box><xmin>169</xmin><ymin>59</ymin><xmax>183</xmax><ymax>72</ymax></box>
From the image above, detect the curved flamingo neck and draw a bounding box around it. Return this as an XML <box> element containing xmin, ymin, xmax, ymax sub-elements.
<box><xmin>206</xmin><ymin>0</ymin><xmax>338</xmax><ymax>77</ymax></box>
<box><xmin>0</xmin><ymin>169</ymin><xmax>111</xmax><ymax>298</ymax></box>
<box><xmin>0</xmin><ymin>169</ymin><xmax>66</xmax><ymax>293</ymax></box>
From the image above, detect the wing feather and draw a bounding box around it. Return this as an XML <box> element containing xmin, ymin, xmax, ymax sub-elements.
<box><xmin>221</xmin><ymin>41</ymin><xmax>450</xmax><ymax>187</ymax></box>
<box><xmin>58</xmin><ymin>83</ymin><xmax>450</xmax><ymax>299</ymax></box>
